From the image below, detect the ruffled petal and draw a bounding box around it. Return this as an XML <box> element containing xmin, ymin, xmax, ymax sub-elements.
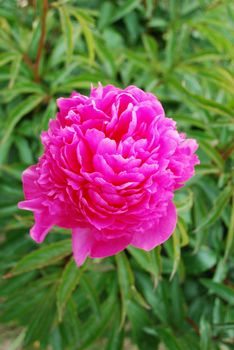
<box><xmin>90</xmin><ymin>234</ymin><xmax>132</xmax><ymax>259</ymax></box>
<box><xmin>72</xmin><ymin>227</ymin><xmax>132</xmax><ymax>266</ymax></box>
<box><xmin>18</xmin><ymin>198</ymin><xmax>43</xmax><ymax>211</ymax></box>
<box><xmin>131</xmin><ymin>201</ymin><xmax>176</xmax><ymax>250</ymax></box>
<box><xmin>72</xmin><ymin>228</ymin><xmax>93</xmax><ymax>266</ymax></box>
<box><xmin>30</xmin><ymin>211</ymin><xmax>54</xmax><ymax>243</ymax></box>
<box><xmin>18</xmin><ymin>84</ymin><xmax>198</xmax><ymax>264</ymax></box>
<box><xmin>21</xmin><ymin>165</ymin><xmax>39</xmax><ymax>199</ymax></box>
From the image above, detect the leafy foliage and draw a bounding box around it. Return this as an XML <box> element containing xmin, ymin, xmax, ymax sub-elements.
<box><xmin>0</xmin><ymin>0</ymin><xmax>234</xmax><ymax>349</ymax></box>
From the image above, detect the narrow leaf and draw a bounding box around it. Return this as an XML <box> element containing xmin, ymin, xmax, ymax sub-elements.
<box><xmin>0</xmin><ymin>52</ymin><xmax>17</xmax><ymax>67</ymax></box>
<box><xmin>195</xmin><ymin>185</ymin><xmax>232</xmax><ymax>232</ymax></box>
<box><xmin>0</xmin><ymin>94</ymin><xmax>44</xmax><ymax>162</ymax></box>
<box><xmin>80</xmin><ymin>296</ymin><xmax>116</xmax><ymax>350</ymax></box>
<box><xmin>224</xmin><ymin>194</ymin><xmax>234</xmax><ymax>260</ymax></box>
<box><xmin>200</xmin><ymin>316</ymin><xmax>212</xmax><ymax>350</ymax></box>
<box><xmin>6</xmin><ymin>240</ymin><xmax>72</xmax><ymax>277</ymax></box>
<box><xmin>57</xmin><ymin>258</ymin><xmax>83</xmax><ymax>321</ymax></box>
<box><xmin>201</xmin><ymin>279</ymin><xmax>234</xmax><ymax>304</ymax></box>
<box><xmin>170</xmin><ymin>229</ymin><xmax>181</xmax><ymax>280</ymax></box>
<box><xmin>112</xmin><ymin>0</ymin><xmax>140</xmax><ymax>22</ymax></box>
<box><xmin>72</xmin><ymin>9</ymin><xmax>95</xmax><ymax>63</ymax></box>
<box><xmin>59</xmin><ymin>6</ymin><xmax>74</xmax><ymax>63</ymax></box>
<box><xmin>199</xmin><ymin>140</ymin><xmax>224</xmax><ymax>170</ymax></box>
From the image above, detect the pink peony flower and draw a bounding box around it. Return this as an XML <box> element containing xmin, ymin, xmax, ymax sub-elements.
<box><xmin>18</xmin><ymin>84</ymin><xmax>199</xmax><ymax>266</ymax></box>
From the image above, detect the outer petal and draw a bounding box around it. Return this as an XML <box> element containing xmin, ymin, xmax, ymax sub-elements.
<box><xmin>90</xmin><ymin>234</ymin><xmax>132</xmax><ymax>259</ymax></box>
<box><xmin>72</xmin><ymin>227</ymin><xmax>132</xmax><ymax>266</ymax></box>
<box><xmin>131</xmin><ymin>201</ymin><xmax>177</xmax><ymax>250</ymax></box>
<box><xmin>18</xmin><ymin>198</ymin><xmax>43</xmax><ymax>211</ymax></box>
<box><xmin>72</xmin><ymin>228</ymin><xmax>93</xmax><ymax>266</ymax></box>
<box><xmin>30</xmin><ymin>211</ymin><xmax>54</xmax><ymax>243</ymax></box>
<box><xmin>21</xmin><ymin>165</ymin><xmax>40</xmax><ymax>199</ymax></box>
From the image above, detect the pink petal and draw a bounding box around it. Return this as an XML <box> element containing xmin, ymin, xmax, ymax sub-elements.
<box><xmin>21</xmin><ymin>165</ymin><xmax>39</xmax><ymax>199</ymax></box>
<box><xmin>30</xmin><ymin>211</ymin><xmax>54</xmax><ymax>243</ymax></box>
<box><xmin>90</xmin><ymin>234</ymin><xmax>132</xmax><ymax>259</ymax></box>
<box><xmin>18</xmin><ymin>198</ymin><xmax>42</xmax><ymax>211</ymax></box>
<box><xmin>72</xmin><ymin>227</ymin><xmax>132</xmax><ymax>266</ymax></box>
<box><xmin>72</xmin><ymin>227</ymin><xmax>93</xmax><ymax>266</ymax></box>
<box><xmin>131</xmin><ymin>201</ymin><xmax>176</xmax><ymax>250</ymax></box>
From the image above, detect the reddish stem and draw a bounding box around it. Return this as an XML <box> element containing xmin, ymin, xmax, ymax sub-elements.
<box><xmin>186</xmin><ymin>317</ymin><xmax>200</xmax><ymax>336</ymax></box>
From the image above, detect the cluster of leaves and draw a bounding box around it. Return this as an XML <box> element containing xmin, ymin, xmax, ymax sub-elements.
<box><xmin>0</xmin><ymin>0</ymin><xmax>234</xmax><ymax>349</ymax></box>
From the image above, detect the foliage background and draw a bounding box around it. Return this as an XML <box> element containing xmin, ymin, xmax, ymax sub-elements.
<box><xmin>0</xmin><ymin>0</ymin><xmax>234</xmax><ymax>349</ymax></box>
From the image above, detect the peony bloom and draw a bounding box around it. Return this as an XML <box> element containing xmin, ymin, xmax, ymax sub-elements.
<box><xmin>18</xmin><ymin>84</ymin><xmax>199</xmax><ymax>266</ymax></box>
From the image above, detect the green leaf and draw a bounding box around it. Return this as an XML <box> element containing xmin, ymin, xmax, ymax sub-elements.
<box><xmin>183</xmin><ymin>247</ymin><xmax>217</xmax><ymax>275</ymax></box>
<box><xmin>213</xmin><ymin>258</ymin><xmax>227</xmax><ymax>283</ymax></box>
<box><xmin>130</xmin><ymin>285</ymin><xmax>150</xmax><ymax>310</ymax></box>
<box><xmin>195</xmin><ymin>184</ymin><xmax>232</xmax><ymax>232</ymax></box>
<box><xmin>177</xmin><ymin>218</ymin><xmax>189</xmax><ymax>247</ymax></box>
<box><xmin>0</xmin><ymin>94</ymin><xmax>44</xmax><ymax>163</ymax></box>
<box><xmin>201</xmin><ymin>279</ymin><xmax>234</xmax><ymax>304</ymax></box>
<box><xmin>173</xmin><ymin>114</ymin><xmax>207</xmax><ymax>129</ymax></box>
<box><xmin>150</xmin><ymin>246</ymin><xmax>162</xmax><ymax>287</ymax></box>
<box><xmin>212</xmin><ymin>322</ymin><xmax>234</xmax><ymax>331</ymax></box>
<box><xmin>144</xmin><ymin>327</ymin><xmax>183</xmax><ymax>350</ymax></box>
<box><xmin>169</xmin><ymin>78</ymin><xmax>234</xmax><ymax>120</ymax></box>
<box><xmin>170</xmin><ymin>229</ymin><xmax>181</xmax><ymax>280</ymax></box>
<box><xmin>224</xmin><ymin>194</ymin><xmax>234</xmax><ymax>260</ymax></box>
<box><xmin>112</xmin><ymin>0</ymin><xmax>140</xmax><ymax>22</ymax></box>
<box><xmin>51</xmin><ymin>73</ymin><xmax>114</xmax><ymax>93</ymax></box>
<box><xmin>175</xmin><ymin>189</ymin><xmax>194</xmax><ymax>213</ymax></box>
<box><xmin>80</xmin><ymin>294</ymin><xmax>117</xmax><ymax>350</ymax></box>
<box><xmin>71</xmin><ymin>9</ymin><xmax>95</xmax><ymax>63</ymax></box>
<box><xmin>0</xmin><ymin>163</ymin><xmax>23</xmax><ymax>181</ymax></box>
<box><xmin>8</xmin><ymin>54</ymin><xmax>22</xmax><ymax>88</ymax></box>
<box><xmin>171</xmin><ymin>275</ymin><xmax>185</xmax><ymax>326</ymax></box>
<box><xmin>165</xmin><ymin>29</ymin><xmax>177</xmax><ymax>69</ymax></box>
<box><xmin>58</xmin><ymin>6</ymin><xmax>74</xmax><ymax>64</ymax></box>
<box><xmin>199</xmin><ymin>140</ymin><xmax>224</xmax><ymax>171</ymax></box>
<box><xmin>199</xmin><ymin>316</ymin><xmax>212</xmax><ymax>350</ymax></box>
<box><xmin>0</xmin><ymin>52</ymin><xmax>17</xmax><ymax>67</ymax></box>
<box><xmin>40</xmin><ymin>98</ymin><xmax>57</xmax><ymax>131</ymax></box>
<box><xmin>6</xmin><ymin>240</ymin><xmax>72</xmax><ymax>277</ymax></box>
<box><xmin>98</xmin><ymin>2</ymin><xmax>114</xmax><ymax>30</ymax></box>
<box><xmin>105</xmin><ymin>309</ymin><xmax>123</xmax><ymax>350</ymax></box>
<box><xmin>115</xmin><ymin>252</ymin><xmax>133</xmax><ymax>326</ymax></box>
<box><xmin>195</xmin><ymin>164</ymin><xmax>220</xmax><ymax>176</ymax></box>
<box><xmin>0</xmin><ymin>81</ymin><xmax>44</xmax><ymax>102</ymax></box>
<box><xmin>80</xmin><ymin>274</ymin><xmax>101</xmax><ymax>318</ymax></box>
<box><xmin>116</xmin><ymin>252</ymin><xmax>149</xmax><ymax>325</ymax></box>
<box><xmin>127</xmin><ymin>246</ymin><xmax>162</xmax><ymax>286</ymax></box>
<box><xmin>24</xmin><ymin>286</ymin><xmax>56</xmax><ymax>346</ymax></box>
<box><xmin>94</xmin><ymin>36</ymin><xmax>116</xmax><ymax>77</ymax></box>
<box><xmin>127</xmin><ymin>246</ymin><xmax>152</xmax><ymax>273</ymax></box>
<box><xmin>127</xmin><ymin>300</ymin><xmax>150</xmax><ymax>344</ymax></box>
<box><xmin>194</xmin><ymin>67</ymin><xmax>234</xmax><ymax>95</ymax></box>
<box><xmin>14</xmin><ymin>136</ymin><xmax>33</xmax><ymax>164</ymax></box>
<box><xmin>0</xmin><ymin>136</ymin><xmax>13</xmax><ymax>165</ymax></box>
<box><xmin>56</xmin><ymin>258</ymin><xmax>83</xmax><ymax>321</ymax></box>
<box><xmin>142</xmin><ymin>34</ymin><xmax>158</xmax><ymax>62</ymax></box>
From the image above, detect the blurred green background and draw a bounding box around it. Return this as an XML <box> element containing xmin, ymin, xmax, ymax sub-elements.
<box><xmin>0</xmin><ymin>0</ymin><xmax>234</xmax><ymax>349</ymax></box>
